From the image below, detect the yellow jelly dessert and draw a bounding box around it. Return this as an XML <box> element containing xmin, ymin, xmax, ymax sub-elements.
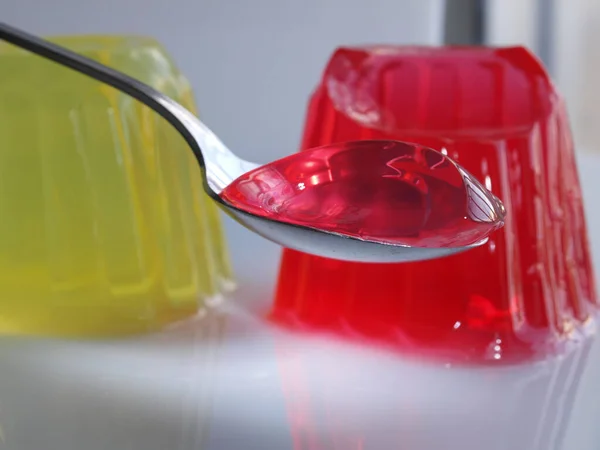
<box><xmin>0</xmin><ymin>36</ymin><xmax>233</xmax><ymax>336</ymax></box>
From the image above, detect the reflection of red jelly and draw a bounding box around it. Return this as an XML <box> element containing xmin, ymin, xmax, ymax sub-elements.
<box><xmin>220</xmin><ymin>140</ymin><xmax>505</xmax><ymax>247</ymax></box>
<box><xmin>272</xmin><ymin>46</ymin><xmax>597</xmax><ymax>363</ymax></box>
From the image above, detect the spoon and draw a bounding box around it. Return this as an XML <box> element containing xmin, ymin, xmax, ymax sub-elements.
<box><xmin>0</xmin><ymin>23</ymin><xmax>505</xmax><ymax>263</ymax></box>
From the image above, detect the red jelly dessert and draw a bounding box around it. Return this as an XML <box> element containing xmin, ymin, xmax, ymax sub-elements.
<box><xmin>272</xmin><ymin>46</ymin><xmax>597</xmax><ymax>363</ymax></box>
<box><xmin>220</xmin><ymin>140</ymin><xmax>505</xmax><ymax>248</ymax></box>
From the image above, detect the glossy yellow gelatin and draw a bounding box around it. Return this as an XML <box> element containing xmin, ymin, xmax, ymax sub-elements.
<box><xmin>0</xmin><ymin>36</ymin><xmax>234</xmax><ymax>336</ymax></box>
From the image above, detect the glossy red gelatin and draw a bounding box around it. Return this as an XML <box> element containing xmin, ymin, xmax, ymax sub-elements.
<box><xmin>220</xmin><ymin>140</ymin><xmax>505</xmax><ymax>247</ymax></box>
<box><xmin>272</xmin><ymin>46</ymin><xmax>598</xmax><ymax>363</ymax></box>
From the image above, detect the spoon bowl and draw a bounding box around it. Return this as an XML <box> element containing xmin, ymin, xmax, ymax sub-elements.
<box><xmin>0</xmin><ymin>23</ymin><xmax>505</xmax><ymax>263</ymax></box>
<box><xmin>226</xmin><ymin>208</ymin><xmax>481</xmax><ymax>262</ymax></box>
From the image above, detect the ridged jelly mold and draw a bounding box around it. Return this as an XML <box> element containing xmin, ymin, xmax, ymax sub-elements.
<box><xmin>0</xmin><ymin>36</ymin><xmax>233</xmax><ymax>336</ymax></box>
<box><xmin>273</xmin><ymin>46</ymin><xmax>597</xmax><ymax>363</ymax></box>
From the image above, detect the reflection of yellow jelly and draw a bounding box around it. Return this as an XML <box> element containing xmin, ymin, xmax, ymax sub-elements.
<box><xmin>0</xmin><ymin>36</ymin><xmax>233</xmax><ymax>336</ymax></box>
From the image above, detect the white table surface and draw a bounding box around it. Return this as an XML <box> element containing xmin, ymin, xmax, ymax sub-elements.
<box><xmin>0</xmin><ymin>153</ymin><xmax>598</xmax><ymax>450</ymax></box>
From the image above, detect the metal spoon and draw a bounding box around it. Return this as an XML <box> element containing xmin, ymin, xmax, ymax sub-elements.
<box><xmin>0</xmin><ymin>22</ymin><xmax>499</xmax><ymax>263</ymax></box>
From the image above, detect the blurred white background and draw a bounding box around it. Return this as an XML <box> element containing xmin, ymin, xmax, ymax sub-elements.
<box><xmin>1</xmin><ymin>0</ymin><xmax>445</xmax><ymax>166</ymax></box>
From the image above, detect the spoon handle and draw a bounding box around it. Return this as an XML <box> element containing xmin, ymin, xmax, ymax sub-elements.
<box><xmin>0</xmin><ymin>22</ymin><xmax>209</xmax><ymax>183</ymax></box>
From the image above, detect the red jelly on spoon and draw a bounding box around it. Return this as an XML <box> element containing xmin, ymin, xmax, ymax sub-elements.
<box><xmin>220</xmin><ymin>140</ymin><xmax>505</xmax><ymax>248</ymax></box>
